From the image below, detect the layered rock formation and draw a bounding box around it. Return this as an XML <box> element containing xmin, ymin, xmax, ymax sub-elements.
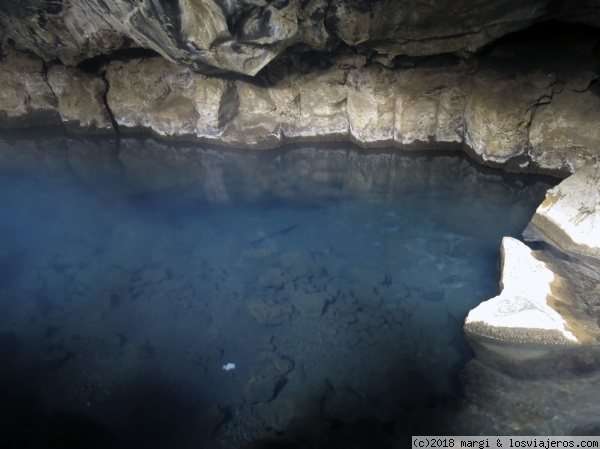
<box><xmin>1</xmin><ymin>0</ymin><xmax>598</xmax><ymax>76</ymax></box>
<box><xmin>0</xmin><ymin>2</ymin><xmax>599</xmax><ymax>175</ymax></box>
<box><xmin>1</xmin><ymin>24</ymin><xmax>599</xmax><ymax>175</ymax></box>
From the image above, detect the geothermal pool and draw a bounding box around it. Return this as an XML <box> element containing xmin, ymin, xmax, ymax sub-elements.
<box><xmin>0</xmin><ymin>132</ymin><xmax>555</xmax><ymax>448</ymax></box>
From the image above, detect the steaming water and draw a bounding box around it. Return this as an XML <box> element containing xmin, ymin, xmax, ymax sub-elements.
<box><xmin>0</xmin><ymin>133</ymin><xmax>555</xmax><ymax>448</ymax></box>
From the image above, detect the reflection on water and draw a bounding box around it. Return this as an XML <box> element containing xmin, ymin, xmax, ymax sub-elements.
<box><xmin>0</xmin><ymin>131</ymin><xmax>555</xmax><ymax>448</ymax></box>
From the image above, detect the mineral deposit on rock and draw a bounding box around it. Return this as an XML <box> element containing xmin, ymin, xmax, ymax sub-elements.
<box><xmin>465</xmin><ymin>237</ymin><xmax>580</xmax><ymax>345</ymax></box>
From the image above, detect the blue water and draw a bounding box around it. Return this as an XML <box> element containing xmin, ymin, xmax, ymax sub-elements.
<box><xmin>0</xmin><ymin>133</ymin><xmax>555</xmax><ymax>448</ymax></box>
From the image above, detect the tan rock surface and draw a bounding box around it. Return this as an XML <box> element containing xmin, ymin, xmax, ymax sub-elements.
<box><xmin>105</xmin><ymin>57</ymin><xmax>229</xmax><ymax>140</ymax></box>
<box><xmin>47</xmin><ymin>65</ymin><xmax>114</xmax><ymax>133</ymax></box>
<box><xmin>0</xmin><ymin>51</ymin><xmax>60</xmax><ymax>128</ymax></box>
<box><xmin>101</xmin><ymin>53</ymin><xmax>469</xmax><ymax>149</ymax></box>
<box><xmin>1</xmin><ymin>25</ymin><xmax>599</xmax><ymax>174</ymax></box>
<box><xmin>464</xmin><ymin>70</ymin><xmax>558</xmax><ymax>164</ymax></box>
<box><xmin>529</xmin><ymin>75</ymin><xmax>600</xmax><ymax>173</ymax></box>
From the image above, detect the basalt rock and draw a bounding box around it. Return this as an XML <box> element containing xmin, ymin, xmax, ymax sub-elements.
<box><xmin>529</xmin><ymin>74</ymin><xmax>600</xmax><ymax>173</ymax></box>
<box><xmin>47</xmin><ymin>65</ymin><xmax>115</xmax><ymax>133</ymax></box>
<box><xmin>1</xmin><ymin>37</ymin><xmax>599</xmax><ymax>173</ymax></box>
<box><xmin>1</xmin><ymin>13</ymin><xmax>600</xmax><ymax>174</ymax></box>
<box><xmin>464</xmin><ymin>24</ymin><xmax>600</xmax><ymax>173</ymax></box>
<box><xmin>524</xmin><ymin>158</ymin><xmax>600</xmax><ymax>265</ymax></box>
<box><xmin>325</xmin><ymin>0</ymin><xmax>551</xmax><ymax>57</ymax></box>
<box><xmin>0</xmin><ymin>0</ymin><xmax>328</xmax><ymax>76</ymax></box>
<box><xmin>1</xmin><ymin>1</ymin><xmax>599</xmax><ymax>77</ymax></box>
<box><xmin>101</xmin><ymin>50</ymin><xmax>469</xmax><ymax>148</ymax></box>
<box><xmin>0</xmin><ymin>51</ymin><xmax>60</xmax><ymax>128</ymax></box>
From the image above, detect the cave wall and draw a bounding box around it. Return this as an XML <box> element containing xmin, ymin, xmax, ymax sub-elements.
<box><xmin>0</xmin><ymin>1</ymin><xmax>599</xmax><ymax>175</ymax></box>
<box><xmin>1</xmin><ymin>0</ymin><xmax>599</xmax><ymax>76</ymax></box>
<box><xmin>1</xmin><ymin>1</ymin><xmax>600</xmax><ymax>440</ymax></box>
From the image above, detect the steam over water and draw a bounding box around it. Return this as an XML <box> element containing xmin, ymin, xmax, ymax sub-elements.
<box><xmin>0</xmin><ymin>132</ymin><xmax>554</xmax><ymax>448</ymax></box>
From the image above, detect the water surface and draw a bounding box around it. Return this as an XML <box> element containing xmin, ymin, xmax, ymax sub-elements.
<box><xmin>0</xmin><ymin>132</ymin><xmax>555</xmax><ymax>448</ymax></box>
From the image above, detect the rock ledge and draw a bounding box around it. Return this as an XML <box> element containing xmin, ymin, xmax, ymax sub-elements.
<box><xmin>524</xmin><ymin>158</ymin><xmax>600</xmax><ymax>266</ymax></box>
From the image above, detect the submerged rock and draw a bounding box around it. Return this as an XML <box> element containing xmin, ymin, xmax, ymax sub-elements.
<box><xmin>452</xmin><ymin>358</ymin><xmax>600</xmax><ymax>435</ymax></box>
<box><xmin>244</xmin><ymin>375</ymin><xmax>285</xmax><ymax>404</ymax></box>
<box><xmin>247</xmin><ymin>299</ymin><xmax>290</xmax><ymax>326</ymax></box>
<box><xmin>0</xmin><ymin>331</ymin><xmax>21</xmax><ymax>363</ymax></box>
<box><xmin>291</xmin><ymin>291</ymin><xmax>330</xmax><ymax>318</ymax></box>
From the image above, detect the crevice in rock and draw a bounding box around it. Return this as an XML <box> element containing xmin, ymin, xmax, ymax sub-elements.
<box><xmin>573</xmin><ymin>77</ymin><xmax>598</xmax><ymax>94</ymax></box>
<box><xmin>588</xmin><ymin>77</ymin><xmax>599</xmax><ymax>96</ymax></box>
<box><xmin>100</xmin><ymin>71</ymin><xmax>120</xmax><ymax>137</ymax></box>
<box><xmin>217</xmin><ymin>81</ymin><xmax>239</xmax><ymax>130</ymax></box>
<box><xmin>322</xmin><ymin>0</ymin><xmax>335</xmax><ymax>44</ymax></box>
<box><xmin>77</xmin><ymin>47</ymin><xmax>161</xmax><ymax>75</ymax></box>
<box><xmin>478</xmin><ymin>20</ymin><xmax>588</xmax><ymax>56</ymax></box>
<box><xmin>391</xmin><ymin>52</ymin><xmax>464</xmax><ymax>70</ymax></box>
<box><xmin>150</xmin><ymin>0</ymin><xmax>182</xmax><ymax>43</ymax></box>
<box><xmin>520</xmin><ymin>90</ymin><xmax>556</xmax><ymax>171</ymax></box>
<box><xmin>41</xmin><ymin>59</ymin><xmax>58</xmax><ymax>105</ymax></box>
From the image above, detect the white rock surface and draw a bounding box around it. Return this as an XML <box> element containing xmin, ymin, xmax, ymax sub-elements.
<box><xmin>524</xmin><ymin>158</ymin><xmax>600</xmax><ymax>265</ymax></box>
<box><xmin>465</xmin><ymin>237</ymin><xmax>579</xmax><ymax>344</ymax></box>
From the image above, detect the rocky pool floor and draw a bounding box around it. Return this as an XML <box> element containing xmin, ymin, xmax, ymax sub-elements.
<box><xmin>0</xmin><ymin>135</ymin><xmax>555</xmax><ymax>448</ymax></box>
